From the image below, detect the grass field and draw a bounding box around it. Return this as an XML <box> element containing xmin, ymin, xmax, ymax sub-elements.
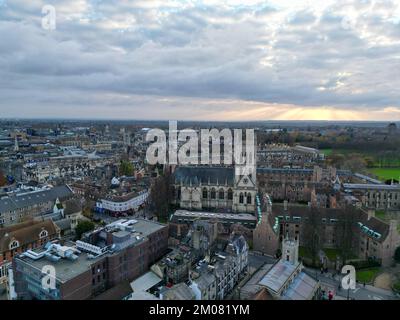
<box><xmin>320</xmin><ymin>148</ymin><xmax>333</xmax><ymax>156</ymax></box>
<box><xmin>323</xmin><ymin>248</ymin><xmax>340</xmax><ymax>261</ymax></box>
<box><xmin>375</xmin><ymin>210</ymin><xmax>386</xmax><ymax>220</ymax></box>
<box><xmin>299</xmin><ymin>246</ymin><xmax>311</xmax><ymax>259</ymax></box>
<box><xmin>368</xmin><ymin>167</ymin><xmax>400</xmax><ymax>181</ymax></box>
<box><xmin>356</xmin><ymin>268</ymin><xmax>380</xmax><ymax>284</ymax></box>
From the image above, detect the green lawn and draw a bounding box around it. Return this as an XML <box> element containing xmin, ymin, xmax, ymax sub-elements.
<box><xmin>368</xmin><ymin>167</ymin><xmax>400</xmax><ymax>181</ymax></box>
<box><xmin>320</xmin><ymin>148</ymin><xmax>333</xmax><ymax>156</ymax></box>
<box><xmin>375</xmin><ymin>210</ymin><xmax>386</xmax><ymax>220</ymax></box>
<box><xmin>356</xmin><ymin>268</ymin><xmax>380</xmax><ymax>283</ymax></box>
<box><xmin>323</xmin><ymin>248</ymin><xmax>340</xmax><ymax>261</ymax></box>
<box><xmin>299</xmin><ymin>246</ymin><xmax>312</xmax><ymax>259</ymax></box>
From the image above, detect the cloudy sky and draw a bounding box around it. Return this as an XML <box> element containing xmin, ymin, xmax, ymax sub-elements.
<box><xmin>0</xmin><ymin>0</ymin><xmax>400</xmax><ymax>121</ymax></box>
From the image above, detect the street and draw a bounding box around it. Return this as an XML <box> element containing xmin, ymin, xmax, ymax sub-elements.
<box><xmin>93</xmin><ymin>207</ymin><xmax>155</xmax><ymax>224</ymax></box>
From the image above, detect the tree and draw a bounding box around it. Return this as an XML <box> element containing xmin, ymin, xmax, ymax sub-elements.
<box><xmin>149</xmin><ymin>168</ymin><xmax>172</xmax><ymax>222</ymax></box>
<box><xmin>342</xmin><ymin>154</ymin><xmax>367</xmax><ymax>173</ymax></box>
<box><xmin>303</xmin><ymin>207</ymin><xmax>323</xmax><ymax>266</ymax></box>
<box><xmin>75</xmin><ymin>220</ymin><xmax>95</xmax><ymax>240</ymax></box>
<box><xmin>394</xmin><ymin>247</ymin><xmax>400</xmax><ymax>263</ymax></box>
<box><xmin>335</xmin><ymin>205</ymin><xmax>359</xmax><ymax>265</ymax></box>
<box><xmin>119</xmin><ymin>160</ymin><xmax>134</xmax><ymax>176</ymax></box>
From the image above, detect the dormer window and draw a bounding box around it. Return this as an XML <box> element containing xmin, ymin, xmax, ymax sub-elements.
<box><xmin>9</xmin><ymin>240</ymin><xmax>19</xmax><ymax>250</ymax></box>
<box><xmin>39</xmin><ymin>230</ymin><xmax>48</xmax><ymax>239</ymax></box>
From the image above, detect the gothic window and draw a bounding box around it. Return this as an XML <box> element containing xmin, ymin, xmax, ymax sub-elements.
<box><xmin>228</xmin><ymin>189</ymin><xmax>233</xmax><ymax>200</ymax></box>
<box><xmin>202</xmin><ymin>188</ymin><xmax>208</xmax><ymax>199</ymax></box>
<box><xmin>239</xmin><ymin>193</ymin><xmax>244</xmax><ymax>204</ymax></box>
<box><xmin>219</xmin><ymin>189</ymin><xmax>225</xmax><ymax>200</ymax></box>
<box><xmin>211</xmin><ymin>188</ymin><xmax>216</xmax><ymax>199</ymax></box>
<box><xmin>247</xmin><ymin>194</ymin><xmax>252</xmax><ymax>204</ymax></box>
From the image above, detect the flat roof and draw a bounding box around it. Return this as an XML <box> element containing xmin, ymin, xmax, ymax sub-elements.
<box><xmin>131</xmin><ymin>271</ymin><xmax>162</xmax><ymax>292</ymax></box>
<box><xmin>17</xmin><ymin>249</ymin><xmax>103</xmax><ymax>283</ymax></box>
<box><xmin>172</xmin><ymin>210</ymin><xmax>257</xmax><ymax>222</ymax></box>
<box><xmin>130</xmin><ymin>219</ymin><xmax>166</xmax><ymax>237</ymax></box>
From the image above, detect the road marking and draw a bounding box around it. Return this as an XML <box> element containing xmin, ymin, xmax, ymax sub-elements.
<box><xmin>353</xmin><ymin>288</ymin><xmax>360</xmax><ymax>293</ymax></box>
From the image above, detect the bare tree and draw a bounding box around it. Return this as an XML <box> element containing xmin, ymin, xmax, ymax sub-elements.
<box><xmin>149</xmin><ymin>167</ymin><xmax>172</xmax><ymax>222</ymax></box>
<box><xmin>302</xmin><ymin>207</ymin><xmax>323</xmax><ymax>266</ymax></box>
<box><xmin>335</xmin><ymin>206</ymin><xmax>359</xmax><ymax>265</ymax></box>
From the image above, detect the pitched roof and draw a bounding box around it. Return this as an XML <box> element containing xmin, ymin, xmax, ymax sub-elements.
<box><xmin>64</xmin><ymin>199</ymin><xmax>81</xmax><ymax>215</ymax></box>
<box><xmin>174</xmin><ymin>166</ymin><xmax>234</xmax><ymax>186</ymax></box>
<box><xmin>0</xmin><ymin>219</ymin><xmax>58</xmax><ymax>253</ymax></box>
<box><xmin>162</xmin><ymin>283</ymin><xmax>195</xmax><ymax>300</ymax></box>
<box><xmin>271</xmin><ymin>204</ymin><xmax>390</xmax><ymax>242</ymax></box>
<box><xmin>0</xmin><ymin>185</ymin><xmax>73</xmax><ymax>213</ymax></box>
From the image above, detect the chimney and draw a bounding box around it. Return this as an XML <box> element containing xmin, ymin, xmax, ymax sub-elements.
<box><xmin>367</xmin><ymin>209</ymin><xmax>375</xmax><ymax>220</ymax></box>
<box><xmin>284</xmin><ymin>200</ymin><xmax>288</xmax><ymax>211</ymax></box>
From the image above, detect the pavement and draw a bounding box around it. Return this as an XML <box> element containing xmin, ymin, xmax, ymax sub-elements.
<box><xmin>93</xmin><ymin>208</ymin><xmax>153</xmax><ymax>224</ymax></box>
<box><xmin>303</xmin><ymin>267</ymin><xmax>398</xmax><ymax>300</ymax></box>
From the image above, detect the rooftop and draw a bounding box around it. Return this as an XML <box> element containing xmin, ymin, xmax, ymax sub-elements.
<box><xmin>172</xmin><ymin>210</ymin><xmax>257</xmax><ymax>222</ymax></box>
<box><xmin>282</xmin><ymin>272</ymin><xmax>318</xmax><ymax>300</ymax></box>
<box><xmin>258</xmin><ymin>260</ymin><xmax>301</xmax><ymax>294</ymax></box>
<box><xmin>16</xmin><ymin>242</ymin><xmax>103</xmax><ymax>283</ymax></box>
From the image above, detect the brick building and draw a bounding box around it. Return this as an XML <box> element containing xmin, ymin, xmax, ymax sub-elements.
<box><xmin>12</xmin><ymin>218</ymin><xmax>168</xmax><ymax>300</ymax></box>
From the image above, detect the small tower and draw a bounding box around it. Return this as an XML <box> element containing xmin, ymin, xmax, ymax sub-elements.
<box><xmin>281</xmin><ymin>235</ymin><xmax>299</xmax><ymax>265</ymax></box>
<box><xmin>333</xmin><ymin>175</ymin><xmax>341</xmax><ymax>192</ymax></box>
<box><xmin>14</xmin><ymin>136</ymin><xmax>19</xmax><ymax>152</ymax></box>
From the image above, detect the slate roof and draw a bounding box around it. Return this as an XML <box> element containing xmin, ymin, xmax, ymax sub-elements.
<box><xmin>163</xmin><ymin>283</ymin><xmax>195</xmax><ymax>300</ymax></box>
<box><xmin>54</xmin><ymin>218</ymin><xmax>71</xmax><ymax>231</ymax></box>
<box><xmin>174</xmin><ymin>166</ymin><xmax>234</xmax><ymax>186</ymax></box>
<box><xmin>0</xmin><ymin>185</ymin><xmax>73</xmax><ymax>214</ymax></box>
<box><xmin>271</xmin><ymin>204</ymin><xmax>390</xmax><ymax>242</ymax></box>
<box><xmin>64</xmin><ymin>199</ymin><xmax>81</xmax><ymax>215</ymax></box>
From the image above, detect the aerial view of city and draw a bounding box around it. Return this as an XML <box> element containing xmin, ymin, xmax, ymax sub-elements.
<box><xmin>0</xmin><ymin>0</ymin><xmax>400</xmax><ymax>313</ymax></box>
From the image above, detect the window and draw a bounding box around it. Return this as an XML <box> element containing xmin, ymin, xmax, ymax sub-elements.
<box><xmin>39</xmin><ymin>230</ymin><xmax>48</xmax><ymax>239</ymax></box>
<box><xmin>211</xmin><ymin>188</ymin><xmax>216</xmax><ymax>199</ymax></box>
<box><xmin>202</xmin><ymin>188</ymin><xmax>208</xmax><ymax>199</ymax></box>
<box><xmin>219</xmin><ymin>189</ymin><xmax>225</xmax><ymax>200</ymax></box>
<box><xmin>9</xmin><ymin>240</ymin><xmax>19</xmax><ymax>250</ymax></box>
<box><xmin>239</xmin><ymin>193</ymin><xmax>244</xmax><ymax>204</ymax></box>
<box><xmin>246</xmin><ymin>194</ymin><xmax>251</xmax><ymax>204</ymax></box>
<box><xmin>227</xmin><ymin>189</ymin><xmax>233</xmax><ymax>200</ymax></box>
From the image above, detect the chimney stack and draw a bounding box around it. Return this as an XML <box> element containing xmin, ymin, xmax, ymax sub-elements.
<box><xmin>284</xmin><ymin>200</ymin><xmax>288</xmax><ymax>211</ymax></box>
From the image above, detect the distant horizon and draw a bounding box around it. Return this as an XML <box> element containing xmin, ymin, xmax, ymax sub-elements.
<box><xmin>1</xmin><ymin>1</ymin><xmax>400</xmax><ymax>121</ymax></box>
<box><xmin>0</xmin><ymin>117</ymin><xmax>398</xmax><ymax>125</ymax></box>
